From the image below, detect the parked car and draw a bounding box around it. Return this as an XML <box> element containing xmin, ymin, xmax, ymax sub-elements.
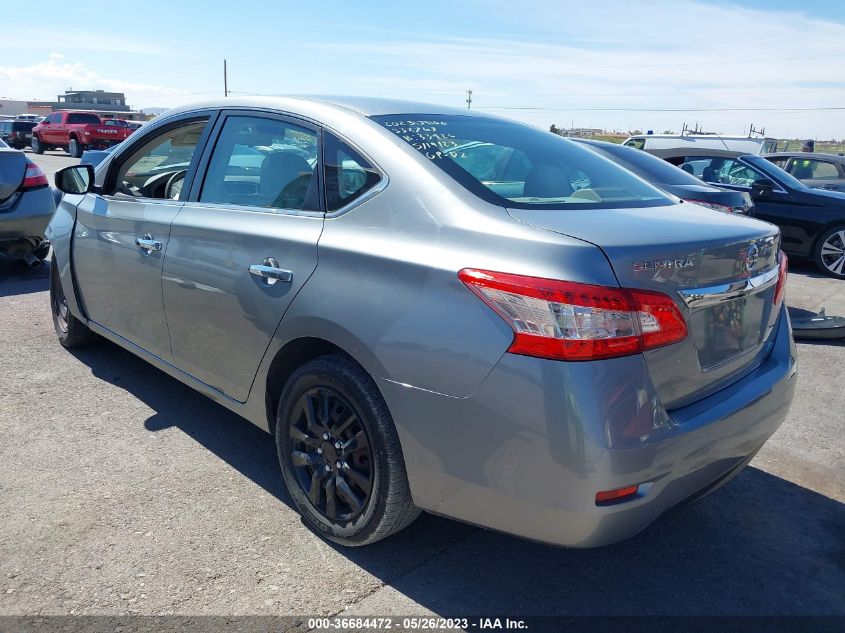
<box><xmin>15</xmin><ymin>114</ymin><xmax>42</xmax><ymax>123</ymax></box>
<box><xmin>31</xmin><ymin>111</ymin><xmax>134</xmax><ymax>158</ymax></box>
<box><xmin>79</xmin><ymin>144</ymin><xmax>119</xmax><ymax>169</ymax></box>
<box><xmin>623</xmin><ymin>132</ymin><xmax>777</xmax><ymax>155</ymax></box>
<box><xmin>764</xmin><ymin>152</ymin><xmax>845</xmax><ymax>193</ymax></box>
<box><xmin>647</xmin><ymin>147</ymin><xmax>845</xmax><ymax>278</ymax></box>
<box><xmin>48</xmin><ymin>97</ymin><xmax>796</xmax><ymax>548</ymax></box>
<box><xmin>0</xmin><ymin>143</ymin><xmax>54</xmax><ymax>266</ymax></box>
<box><xmin>126</xmin><ymin>121</ymin><xmax>144</xmax><ymax>130</ymax></box>
<box><xmin>573</xmin><ymin>138</ymin><xmax>752</xmax><ymax>214</ymax></box>
<box><xmin>0</xmin><ymin>120</ymin><xmax>36</xmax><ymax>149</ymax></box>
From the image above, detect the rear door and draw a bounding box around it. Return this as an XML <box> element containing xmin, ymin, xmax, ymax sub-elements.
<box><xmin>72</xmin><ymin>113</ymin><xmax>214</xmax><ymax>361</ymax></box>
<box><xmin>161</xmin><ymin>111</ymin><xmax>324</xmax><ymax>401</ymax></box>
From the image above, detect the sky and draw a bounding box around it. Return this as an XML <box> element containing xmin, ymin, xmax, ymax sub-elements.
<box><xmin>1</xmin><ymin>0</ymin><xmax>845</xmax><ymax>139</ymax></box>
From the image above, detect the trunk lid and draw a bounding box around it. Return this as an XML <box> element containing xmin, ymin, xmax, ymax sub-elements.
<box><xmin>508</xmin><ymin>202</ymin><xmax>782</xmax><ymax>409</ymax></box>
<box><xmin>0</xmin><ymin>149</ymin><xmax>26</xmax><ymax>204</ymax></box>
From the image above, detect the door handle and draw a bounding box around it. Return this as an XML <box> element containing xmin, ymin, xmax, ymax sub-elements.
<box><xmin>135</xmin><ymin>233</ymin><xmax>162</xmax><ymax>253</ymax></box>
<box><xmin>249</xmin><ymin>257</ymin><xmax>293</xmax><ymax>286</ymax></box>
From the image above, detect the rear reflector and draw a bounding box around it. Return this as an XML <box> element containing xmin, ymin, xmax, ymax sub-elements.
<box><xmin>22</xmin><ymin>160</ymin><xmax>48</xmax><ymax>190</ymax></box>
<box><xmin>458</xmin><ymin>269</ymin><xmax>687</xmax><ymax>361</ymax></box>
<box><xmin>774</xmin><ymin>251</ymin><xmax>788</xmax><ymax>306</ymax></box>
<box><xmin>596</xmin><ymin>485</ymin><xmax>640</xmax><ymax>505</ymax></box>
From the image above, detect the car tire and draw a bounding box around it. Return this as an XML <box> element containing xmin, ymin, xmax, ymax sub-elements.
<box><xmin>276</xmin><ymin>354</ymin><xmax>420</xmax><ymax>546</ymax></box>
<box><xmin>68</xmin><ymin>138</ymin><xmax>85</xmax><ymax>159</ymax></box>
<box><xmin>814</xmin><ymin>225</ymin><xmax>845</xmax><ymax>279</ymax></box>
<box><xmin>50</xmin><ymin>258</ymin><xmax>96</xmax><ymax>348</ymax></box>
<box><xmin>31</xmin><ymin>136</ymin><xmax>44</xmax><ymax>154</ymax></box>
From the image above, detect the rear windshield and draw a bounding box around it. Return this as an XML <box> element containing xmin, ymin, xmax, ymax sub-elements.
<box><xmin>67</xmin><ymin>113</ymin><xmax>102</xmax><ymax>125</ymax></box>
<box><xmin>12</xmin><ymin>122</ymin><xmax>35</xmax><ymax>132</ymax></box>
<box><xmin>372</xmin><ymin>114</ymin><xmax>672</xmax><ymax>210</ymax></box>
<box><xmin>583</xmin><ymin>141</ymin><xmax>706</xmax><ymax>186</ymax></box>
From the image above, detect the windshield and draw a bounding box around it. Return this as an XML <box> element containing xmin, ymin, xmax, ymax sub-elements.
<box><xmin>372</xmin><ymin>114</ymin><xmax>672</xmax><ymax>210</ymax></box>
<box><xmin>584</xmin><ymin>141</ymin><xmax>705</xmax><ymax>186</ymax></box>
<box><xmin>745</xmin><ymin>155</ymin><xmax>808</xmax><ymax>191</ymax></box>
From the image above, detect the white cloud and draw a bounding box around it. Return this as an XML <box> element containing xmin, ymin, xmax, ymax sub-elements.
<box><xmin>0</xmin><ymin>58</ymin><xmax>194</xmax><ymax>108</ymax></box>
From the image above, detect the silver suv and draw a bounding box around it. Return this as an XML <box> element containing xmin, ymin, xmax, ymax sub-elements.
<box><xmin>48</xmin><ymin>97</ymin><xmax>796</xmax><ymax>547</ymax></box>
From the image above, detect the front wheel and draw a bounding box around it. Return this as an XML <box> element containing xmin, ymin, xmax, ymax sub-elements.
<box><xmin>50</xmin><ymin>259</ymin><xmax>96</xmax><ymax>348</ymax></box>
<box><xmin>276</xmin><ymin>355</ymin><xmax>420</xmax><ymax>546</ymax></box>
<box><xmin>814</xmin><ymin>226</ymin><xmax>845</xmax><ymax>279</ymax></box>
<box><xmin>31</xmin><ymin>136</ymin><xmax>44</xmax><ymax>154</ymax></box>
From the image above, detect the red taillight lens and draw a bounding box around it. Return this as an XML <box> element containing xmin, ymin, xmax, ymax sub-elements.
<box><xmin>458</xmin><ymin>269</ymin><xmax>687</xmax><ymax>361</ymax></box>
<box><xmin>596</xmin><ymin>485</ymin><xmax>640</xmax><ymax>505</ymax></box>
<box><xmin>22</xmin><ymin>160</ymin><xmax>48</xmax><ymax>189</ymax></box>
<box><xmin>774</xmin><ymin>251</ymin><xmax>788</xmax><ymax>306</ymax></box>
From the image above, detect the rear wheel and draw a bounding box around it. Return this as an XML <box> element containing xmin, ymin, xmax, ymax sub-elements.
<box><xmin>276</xmin><ymin>355</ymin><xmax>420</xmax><ymax>546</ymax></box>
<box><xmin>814</xmin><ymin>226</ymin><xmax>845</xmax><ymax>279</ymax></box>
<box><xmin>68</xmin><ymin>138</ymin><xmax>85</xmax><ymax>159</ymax></box>
<box><xmin>50</xmin><ymin>259</ymin><xmax>95</xmax><ymax>348</ymax></box>
<box><xmin>31</xmin><ymin>136</ymin><xmax>44</xmax><ymax>154</ymax></box>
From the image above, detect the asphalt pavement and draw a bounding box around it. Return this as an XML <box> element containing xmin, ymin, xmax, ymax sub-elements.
<box><xmin>0</xmin><ymin>152</ymin><xmax>842</xmax><ymax>621</ymax></box>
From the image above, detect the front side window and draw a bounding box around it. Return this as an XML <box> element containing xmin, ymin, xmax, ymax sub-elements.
<box><xmin>680</xmin><ymin>156</ymin><xmax>766</xmax><ymax>188</ymax></box>
<box><xmin>110</xmin><ymin>118</ymin><xmax>209</xmax><ymax>200</ymax></box>
<box><xmin>199</xmin><ymin>116</ymin><xmax>319</xmax><ymax>211</ymax></box>
<box><xmin>323</xmin><ymin>132</ymin><xmax>382</xmax><ymax>212</ymax></box>
<box><xmin>791</xmin><ymin>159</ymin><xmax>839</xmax><ymax>179</ymax></box>
<box><xmin>372</xmin><ymin>115</ymin><xmax>670</xmax><ymax>210</ymax></box>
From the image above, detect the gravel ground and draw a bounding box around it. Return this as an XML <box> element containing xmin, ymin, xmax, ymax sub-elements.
<box><xmin>0</xmin><ymin>169</ymin><xmax>843</xmax><ymax>620</ymax></box>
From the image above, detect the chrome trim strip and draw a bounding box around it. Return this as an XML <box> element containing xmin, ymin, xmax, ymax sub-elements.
<box><xmin>678</xmin><ymin>266</ymin><xmax>779</xmax><ymax>308</ymax></box>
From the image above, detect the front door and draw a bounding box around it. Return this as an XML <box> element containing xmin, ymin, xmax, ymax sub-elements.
<box><xmin>162</xmin><ymin>112</ymin><xmax>323</xmax><ymax>401</ymax></box>
<box><xmin>72</xmin><ymin>116</ymin><xmax>213</xmax><ymax>361</ymax></box>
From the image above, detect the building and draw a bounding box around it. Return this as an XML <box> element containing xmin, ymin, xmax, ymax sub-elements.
<box><xmin>56</xmin><ymin>90</ymin><xmax>129</xmax><ymax>112</ymax></box>
<box><xmin>549</xmin><ymin>125</ymin><xmax>605</xmax><ymax>138</ymax></box>
<box><xmin>0</xmin><ymin>89</ymin><xmax>147</xmax><ymax>121</ymax></box>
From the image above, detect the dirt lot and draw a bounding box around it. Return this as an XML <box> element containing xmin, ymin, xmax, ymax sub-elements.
<box><xmin>0</xmin><ymin>162</ymin><xmax>842</xmax><ymax>621</ymax></box>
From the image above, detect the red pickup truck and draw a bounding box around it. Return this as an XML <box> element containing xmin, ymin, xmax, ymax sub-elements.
<box><xmin>31</xmin><ymin>111</ymin><xmax>133</xmax><ymax>158</ymax></box>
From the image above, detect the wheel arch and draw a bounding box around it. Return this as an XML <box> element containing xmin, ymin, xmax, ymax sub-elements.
<box><xmin>264</xmin><ymin>336</ymin><xmax>375</xmax><ymax>435</ymax></box>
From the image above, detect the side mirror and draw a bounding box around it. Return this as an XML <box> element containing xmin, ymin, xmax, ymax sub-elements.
<box><xmin>55</xmin><ymin>164</ymin><xmax>94</xmax><ymax>195</ymax></box>
<box><xmin>750</xmin><ymin>178</ymin><xmax>775</xmax><ymax>199</ymax></box>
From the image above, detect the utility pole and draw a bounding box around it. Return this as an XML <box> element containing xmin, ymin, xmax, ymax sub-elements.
<box><xmin>466</xmin><ymin>89</ymin><xmax>472</xmax><ymax>109</ymax></box>
<box><xmin>224</xmin><ymin>59</ymin><xmax>228</xmax><ymax>97</ymax></box>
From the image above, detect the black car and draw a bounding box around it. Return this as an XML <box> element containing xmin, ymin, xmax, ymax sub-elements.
<box><xmin>648</xmin><ymin>147</ymin><xmax>845</xmax><ymax>279</ymax></box>
<box><xmin>764</xmin><ymin>152</ymin><xmax>845</xmax><ymax>193</ymax></box>
<box><xmin>0</xmin><ymin>120</ymin><xmax>36</xmax><ymax>149</ymax></box>
<box><xmin>573</xmin><ymin>138</ymin><xmax>753</xmax><ymax>214</ymax></box>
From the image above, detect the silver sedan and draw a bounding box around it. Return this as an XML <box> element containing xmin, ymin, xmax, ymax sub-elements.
<box><xmin>47</xmin><ymin>97</ymin><xmax>796</xmax><ymax>547</ymax></box>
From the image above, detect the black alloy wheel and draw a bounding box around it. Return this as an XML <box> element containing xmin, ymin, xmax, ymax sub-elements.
<box><xmin>288</xmin><ymin>386</ymin><xmax>373</xmax><ymax>522</ymax></box>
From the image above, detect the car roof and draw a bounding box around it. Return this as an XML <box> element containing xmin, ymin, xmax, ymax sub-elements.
<box><xmin>764</xmin><ymin>152</ymin><xmax>845</xmax><ymax>162</ymax></box>
<box><xmin>647</xmin><ymin>147</ymin><xmax>752</xmax><ymax>159</ymax></box>
<box><xmin>160</xmin><ymin>95</ymin><xmax>494</xmax><ymax>121</ymax></box>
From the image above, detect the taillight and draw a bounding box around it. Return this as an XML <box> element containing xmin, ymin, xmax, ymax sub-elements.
<box><xmin>773</xmin><ymin>251</ymin><xmax>788</xmax><ymax>306</ymax></box>
<box><xmin>683</xmin><ymin>199</ymin><xmax>734</xmax><ymax>213</ymax></box>
<box><xmin>21</xmin><ymin>160</ymin><xmax>48</xmax><ymax>190</ymax></box>
<box><xmin>458</xmin><ymin>269</ymin><xmax>687</xmax><ymax>361</ymax></box>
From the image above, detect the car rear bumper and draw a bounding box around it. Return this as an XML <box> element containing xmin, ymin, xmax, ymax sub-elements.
<box><xmin>380</xmin><ymin>304</ymin><xmax>796</xmax><ymax>547</ymax></box>
<box><xmin>0</xmin><ymin>186</ymin><xmax>55</xmax><ymax>257</ymax></box>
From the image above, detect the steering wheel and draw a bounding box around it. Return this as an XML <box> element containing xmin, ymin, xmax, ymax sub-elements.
<box><xmin>164</xmin><ymin>170</ymin><xmax>188</xmax><ymax>201</ymax></box>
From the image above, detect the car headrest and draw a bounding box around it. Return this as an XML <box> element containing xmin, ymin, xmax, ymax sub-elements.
<box><xmin>523</xmin><ymin>165</ymin><xmax>573</xmax><ymax>199</ymax></box>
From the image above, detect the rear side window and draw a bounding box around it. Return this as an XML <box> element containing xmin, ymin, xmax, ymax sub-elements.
<box><xmin>323</xmin><ymin>132</ymin><xmax>382</xmax><ymax>212</ymax></box>
<box><xmin>372</xmin><ymin>115</ymin><xmax>669</xmax><ymax>210</ymax></box>
<box><xmin>67</xmin><ymin>113</ymin><xmax>101</xmax><ymax>125</ymax></box>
